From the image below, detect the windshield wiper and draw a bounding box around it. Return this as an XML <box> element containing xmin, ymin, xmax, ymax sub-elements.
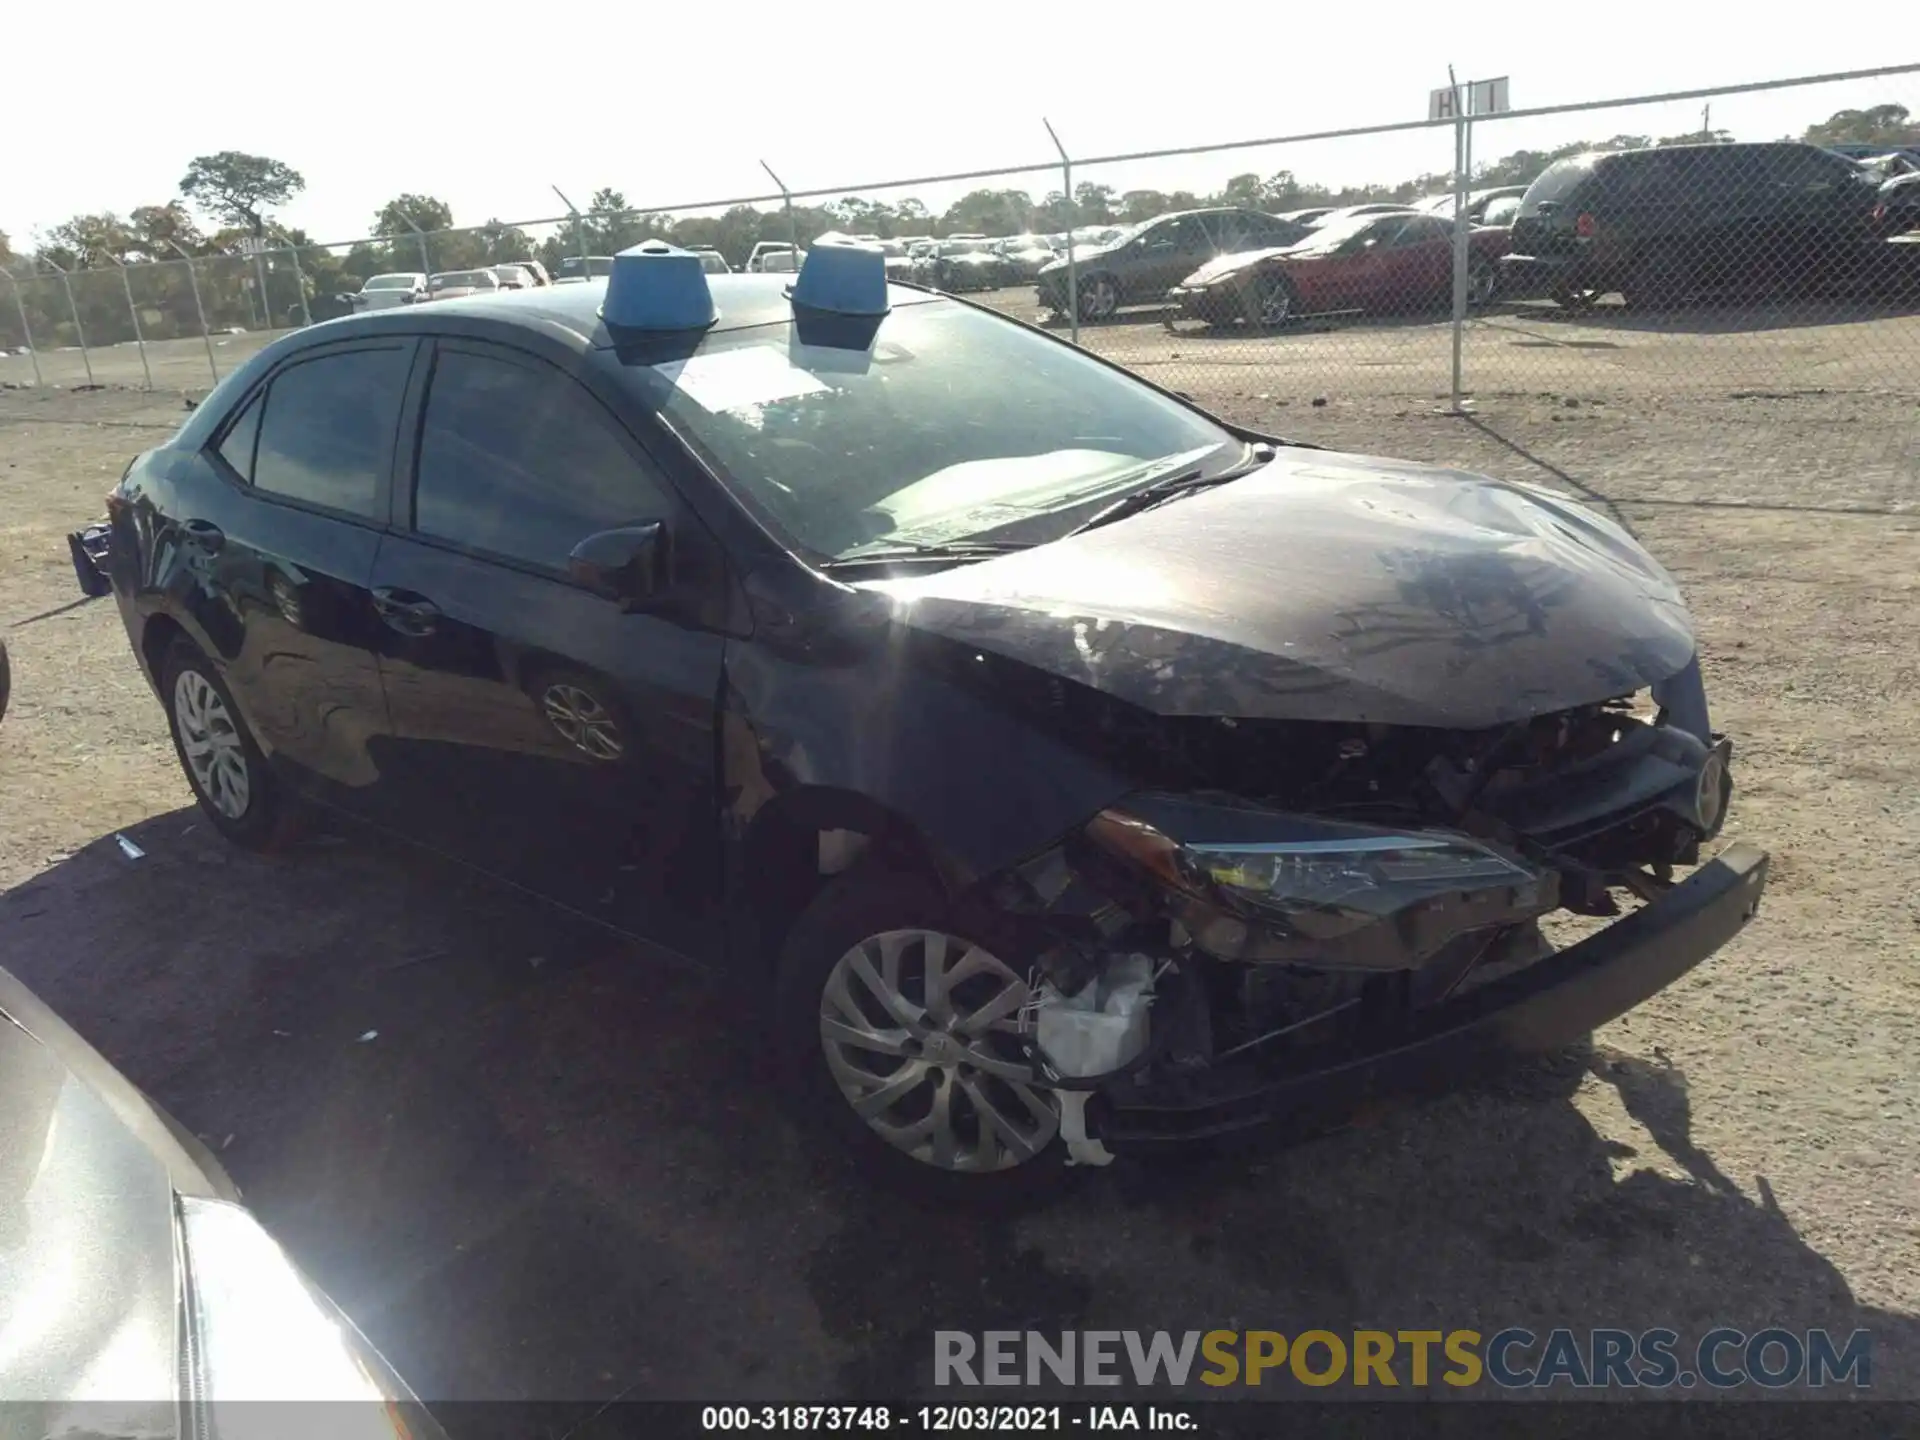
<box><xmin>1066</xmin><ymin>443</ymin><xmax>1276</xmax><ymax>537</ymax></box>
<box><xmin>820</xmin><ymin>539</ymin><xmax>1034</xmax><ymax>570</ymax></box>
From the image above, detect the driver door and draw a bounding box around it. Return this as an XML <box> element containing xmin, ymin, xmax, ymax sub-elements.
<box><xmin>1134</xmin><ymin>215</ymin><xmax>1218</xmax><ymax>295</ymax></box>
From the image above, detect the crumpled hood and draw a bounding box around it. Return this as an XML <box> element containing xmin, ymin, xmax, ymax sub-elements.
<box><xmin>867</xmin><ymin>449</ymin><xmax>1696</xmax><ymax>729</ymax></box>
<box><xmin>1179</xmin><ymin>246</ymin><xmax>1298</xmax><ymax>287</ymax></box>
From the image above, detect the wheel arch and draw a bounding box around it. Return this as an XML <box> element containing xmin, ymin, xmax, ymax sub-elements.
<box><xmin>731</xmin><ymin>784</ymin><xmax>965</xmax><ymax>973</ymax></box>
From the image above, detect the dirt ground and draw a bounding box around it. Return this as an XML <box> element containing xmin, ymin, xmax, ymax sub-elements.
<box><xmin>2</xmin><ymin>295</ymin><xmax>1918</xmax><ymax>1415</ymax></box>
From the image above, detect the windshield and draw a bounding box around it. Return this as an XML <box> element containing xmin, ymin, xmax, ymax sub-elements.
<box><xmin>364</xmin><ymin>274</ymin><xmax>417</xmax><ymax>290</ymax></box>
<box><xmin>629</xmin><ymin>300</ymin><xmax>1239</xmax><ymax>561</ymax></box>
<box><xmin>432</xmin><ymin>271</ymin><xmax>493</xmax><ymax>289</ymax></box>
<box><xmin>557</xmin><ymin>256</ymin><xmax>615</xmax><ymax>278</ymax></box>
<box><xmin>1522</xmin><ymin>156</ymin><xmax>1600</xmax><ymax>209</ymax></box>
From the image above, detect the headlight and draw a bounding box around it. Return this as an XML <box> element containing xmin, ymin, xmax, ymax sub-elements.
<box><xmin>1086</xmin><ymin>798</ymin><xmax>1555</xmax><ymax>969</ymax></box>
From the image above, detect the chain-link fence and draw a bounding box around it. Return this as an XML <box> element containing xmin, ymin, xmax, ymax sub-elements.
<box><xmin>4</xmin><ymin>63</ymin><xmax>1917</xmax><ymax>497</ymax></box>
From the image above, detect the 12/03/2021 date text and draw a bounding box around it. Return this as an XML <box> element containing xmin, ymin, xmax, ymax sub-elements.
<box><xmin>700</xmin><ymin>1405</ymin><xmax>1199</xmax><ymax>1432</ymax></box>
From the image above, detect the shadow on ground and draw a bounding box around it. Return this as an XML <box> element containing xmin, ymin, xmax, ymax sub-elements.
<box><xmin>2</xmin><ymin>810</ymin><xmax>1913</xmax><ymax>1427</ymax></box>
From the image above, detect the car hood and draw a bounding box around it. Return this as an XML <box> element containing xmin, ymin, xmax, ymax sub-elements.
<box><xmin>865</xmin><ymin>448</ymin><xmax>1696</xmax><ymax>728</ymax></box>
<box><xmin>1179</xmin><ymin>246</ymin><xmax>1298</xmax><ymax>286</ymax></box>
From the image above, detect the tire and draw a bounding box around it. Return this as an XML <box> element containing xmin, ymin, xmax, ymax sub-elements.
<box><xmin>1623</xmin><ymin>251</ymin><xmax>1690</xmax><ymax>312</ymax></box>
<box><xmin>160</xmin><ymin>638</ymin><xmax>298</xmax><ymax>850</ymax></box>
<box><xmin>771</xmin><ymin>866</ymin><xmax>1072</xmax><ymax>1202</ymax></box>
<box><xmin>1467</xmin><ymin>258</ymin><xmax>1498</xmax><ymax>308</ymax></box>
<box><xmin>1548</xmin><ymin>282</ymin><xmax>1602</xmax><ymax>312</ymax></box>
<box><xmin>1244</xmin><ymin>271</ymin><xmax>1299</xmax><ymax>328</ymax></box>
<box><xmin>1076</xmin><ymin>273</ymin><xmax>1120</xmax><ymax>322</ymax></box>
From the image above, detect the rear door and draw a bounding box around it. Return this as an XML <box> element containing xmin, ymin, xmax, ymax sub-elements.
<box><xmin>189</xmin><ymin>340</ymin><xmax>415</xmax><ymax>809</ymax></box>
<box><xmin>364</xmin><ymin>339</ymin><xmax>728</xmax><ymax>960</ymax></box>
<box><xmin>1132</xmin><ymin>215</ymin><xmax>1219</xmax><ymax>296</ymax></box>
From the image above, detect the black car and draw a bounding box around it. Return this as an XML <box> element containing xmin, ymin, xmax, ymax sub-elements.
<box><xmin>0</xmin><ymin>964</ymin><xmax>445</xmax><ymax>1432</ymax></box>
<box><xmin>1500</xmin><ymin>141</ymin><xmax>1886</xmax><ymax>310</ymax></box>
<box><xmin>83</xmin><ymin>245</ymin><xmax>1768</xmax><ymax>1192</ymax></box>
<box><xmin>1035</xmin><ymin>208</ymin><xmax>1312</xmax><ymax>322</ymax></box>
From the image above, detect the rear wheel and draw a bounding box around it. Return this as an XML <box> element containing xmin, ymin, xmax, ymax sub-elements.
<box><xmin>1548</xmin><ymin>281</ymin><xmax>1603</xmax><ymax>312</ymax></box>
<box><xmin>161</xmin><ymin>639</ymin><xmax>297</xmax><ymax>850</ymax></box>
<box><xmin>1467</xmin><ymin>258</ymin><xmax>1498</xmax><ymax>307</ymax></box>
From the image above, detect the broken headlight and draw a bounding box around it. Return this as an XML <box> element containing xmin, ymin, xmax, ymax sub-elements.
<box><xmin>1086</xmin><ymin>797</ymin><xmax>1555</xmax><ymax>969</ymax></box>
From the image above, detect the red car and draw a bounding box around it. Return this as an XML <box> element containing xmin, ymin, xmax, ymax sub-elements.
<box><xmin>1170</xmin><ymin>212</ymin><xmax>1510</xmax><ymax>327</ymax></box>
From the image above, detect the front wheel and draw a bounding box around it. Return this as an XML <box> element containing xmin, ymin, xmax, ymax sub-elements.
<box><xmin>774</xmin><ymin>869</ymin><xmax>1068</xmax><ymax>1197</ymax></box>
<box><xmin>1245</xmin><ymin>272</ymin><xmax>1298</xmax><ymax>327</ymax></box>
<box><xmin>1076</xmin><ymin>274</ymin><xmax>1120</xmax><ymax>322</ymax></box>
<box><xmin>1467</xmin><ymin>258</ymin><xmax>1498</xmax><ymax>307</ymax></box>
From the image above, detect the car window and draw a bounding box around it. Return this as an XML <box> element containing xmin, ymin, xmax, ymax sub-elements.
<box><xmin>1480</xmin><ymin>195</ymin><xmax>1521</xmax><ymax>226</ymax></box>
<box><xmin>1761</xmin><ymin>145</ymin><xmax>1861</xmax><ymax>192</ymax></box>
<box><xmin>1521</xmin><ymin>156</ymin><xmax>1599</xmax><ymax>211</ymax></box>
<box><xmin>1146</xmin><ymin>216</ymin><xmax>1210</xmax><ymax>251</ymax></box>
<box><xmin>1387</xmin><ymin>216</ymin><xmax>1449</xmax><ymax>247</ymax></box>
<box><xmin>413</xmin><ymin>347</ymin><xmax>670</xmax><ymax>572</ymax></box>
<box><xmin>251</xmin><ymin>346</ymin><xmax>412</xmax><ymax>519</ymax></box>
<box><xmin>215</xmin><ymin>390</ymin><xmax>265</xmax><ymax>481</ymax></box>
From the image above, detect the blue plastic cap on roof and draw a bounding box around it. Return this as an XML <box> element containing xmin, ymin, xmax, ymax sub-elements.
<box><xmin>601</xmin><ymin>240</ymin><xmax>717</xmax><ymax>331</ymax></box>
<box><xmin>790</xmin><ymin>236</ymin><xmax>889</xmax><ymax>318</ymax></box>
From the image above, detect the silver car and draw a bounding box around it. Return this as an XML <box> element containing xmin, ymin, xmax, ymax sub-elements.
<box><xmin>348</xmin><ymin>272</ymin><xmax>427</xmax><ymax>311</ymax></box>
<box><xmin>427</xmin><ymin>269</ymin><xmax>503</xmax><ymax>301</ymax></box>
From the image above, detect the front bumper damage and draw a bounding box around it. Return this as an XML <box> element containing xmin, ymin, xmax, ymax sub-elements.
<box><xmin>1100</xmin><ymin>841</ymin><xmax>1766</xmax><ymax>1145</ymax></box>
<box><xmin>966</xmin><ymin>687</ymin><xmax>1769</xmax><ymax>1156</ymax></box>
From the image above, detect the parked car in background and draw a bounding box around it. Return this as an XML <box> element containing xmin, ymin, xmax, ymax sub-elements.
<box><xmin>993</xmin><ymin>234</ymin><xmax>1058</xmax><ymax>281</ymax></box>
<box><xmin>1307</xmin><ymin>203</ymin><xmax>1422</xmax><ymax>228</ymax></box>
<box><xmin>1172</xmin><ymin>211</ymin><xmax>1509</xmax><ymax>327</ymax></box>
<box><xmin>428</xmin><ymin>269</ymin><xmax>503</xmax><ymax>301</ymax></box>
<box><xmin>348</xmin><ymin>272</ymin><xmax>427</xmax><ymax>311</ymax></box>
<box><xmin>1416</xmin><ymin>185</ymin><xmax>1529</xmax><ymax>222</ymax></box>
<box><xmin>1275</xmin><ymin>207</ymin><xmax>1335</xmax><ymax>226</ymax></box>
<box><xmin>554</xmin><ymin>255</ymin><xmax>616</xmax><ymax>284</ymax></box>
<box><xmin>757</xmin><ymin>248</ymin><xmax>805</xmax><ymax>274</ymax></box>
<box><xmin>1036</xmin><ymin>208</ymin><xmax>1313</xmax><ymax>321</ymax></box>
<box><xmin>491</xmin><ymin>264</ymin><xmax>538</xmax><ymax>290</ymax></box>
<box><xmin>1500</xmin><ymin>141</ymin><xmax>1888</xmax><ymax>310</ymax></box>
<box><xmin>747</xmin><ymin>241</ymin><xmax>803</xmax><ymax>272</ymax></box>
<box><xmin>688</xmin><ymin>247</ymin><xmax>732</xmax><ymax>274</ymax></box>
<box><xmin>0</xmin><ymin>963</ymin><xmax>446</xmax><ymax>1431</ymax></box>
<box><xmin>928</xmin><ymin>239</ymin><xmax>1005</xmax><ymax>292</ymax></box>
<box><xmin>1872</xmin><ymin>169</ymin><xmax>1920</xmax><ymax>237</ymax></box>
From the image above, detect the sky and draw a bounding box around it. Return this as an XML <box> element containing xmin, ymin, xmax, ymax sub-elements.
<box><xmin>5</xmin><ymin>0</ymin><xmax>1917</xmax><ymax>250</ymax></box>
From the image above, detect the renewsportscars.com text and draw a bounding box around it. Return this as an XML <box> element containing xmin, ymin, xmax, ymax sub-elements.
<box><xmin>934</xmin><ymin>1328</ymin><xmax>1872</xmax><ymax>1391</ymax></box>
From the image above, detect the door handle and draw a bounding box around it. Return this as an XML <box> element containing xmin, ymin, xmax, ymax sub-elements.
<box><xmin>182</xmin><ymin>519</ymin><xmax>225</xmax><ymax>553</ymax></box>
<box><xmin>372</xmin><ymin>587</ymin><xmax>441</xmax><ymax>635</ymax></box>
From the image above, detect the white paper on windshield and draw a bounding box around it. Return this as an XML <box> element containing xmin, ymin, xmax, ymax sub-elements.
<box><xmin>652</xmin><ymin>346</ymin><xmax>830</xmax><ymax>414</ymax></box>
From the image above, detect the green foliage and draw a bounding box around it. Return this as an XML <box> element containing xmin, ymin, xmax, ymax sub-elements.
<box><xmin>372</xmin><ymin>194</ymin><xmax>455</xmax><ymax>237</ymax></box>
<box><xmin>1803</xmin><ymin>104</ymin><xmax>1918</xmax><ymax>148</ymax></box>
<box><xmin>179</xmin><ymin>152</ymin><xmax>305</xmax><ymax>237</ymax></box>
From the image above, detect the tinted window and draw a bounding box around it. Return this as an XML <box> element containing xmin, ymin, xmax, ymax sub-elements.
<box><xmin>414</xmin><ymin>348</ymin><xmax>667</xmax><ymax>570</ymax></box>
<box><xmin>252</xmin><ymin>347</ymin><xmax>411</xmax><ymax>518</ymax></box>
<box><xmin>1522</xmin><ymin>156</ymin><xmax>1600</xmax><ymax>211</ymax></box>
<box><xmin>1480</xmin><ymin>195</ymin><xmax>1521</xmax><ymax>226</ymax></box>
<box><xmin>216</xmin><ymin>391</ymin><xmax>264</xmax><ymax>480</ymax></box>
<box><xmin>1388</xmin><ymin>217</ymin><xmax>1450</xmax><ymax>246</ymax></box>
<box><xmin>1148</xmin><ymin>216</ymin><xmax>1211</xmax><ymax>250</ymax></box>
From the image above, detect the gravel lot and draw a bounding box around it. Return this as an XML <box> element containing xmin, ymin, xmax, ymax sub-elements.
<box><xmin>2</xmin><ymin>294</ymin><xmax>1918</xmax><ymax>1414</ymax></box>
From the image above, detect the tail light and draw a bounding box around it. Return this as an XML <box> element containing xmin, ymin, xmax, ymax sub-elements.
<box><xmin>1574</xmin><ymin>213</ymin><xmax>1597</xmax><ymax>239</ymax></box>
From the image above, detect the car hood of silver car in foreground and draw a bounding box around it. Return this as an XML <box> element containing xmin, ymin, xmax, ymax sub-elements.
<box><xmin>0</xmin><ymin>965</ymin><xmax>444</xmax><ymax>1440</ymax></box>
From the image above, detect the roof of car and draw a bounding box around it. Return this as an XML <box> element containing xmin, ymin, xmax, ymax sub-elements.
<box><xmin>364</xmin><ymin>273</ymin><xmax>945</xmax><ymax>347</ymax></box>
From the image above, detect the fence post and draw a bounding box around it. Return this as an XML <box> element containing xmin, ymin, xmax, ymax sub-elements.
<box><xmin>760</xmin><ymin>161</ymin><xmax>800</xmax><ymax>264</ymax></box>
<box><xmin>271</xmin><ymin>229</ymin><xmax>313</xmax><ymax>328</ymax></box>
<box><xmin>552</xmin><ymin>186</ymin><xmax>590</xmax><ymax>277</ymax></box>
<box><xmin>41</xmin><ymin>258</ymin><xmax>95</xmax><ymax>386</ymax></box>
<box><xmin>1043</xmin><ymin>119</ymin><xmax>1080</xmax><ymax>344</ymax></box>
<box><xmin>400</xmin><ymin>218</ymin><xmax>432</xmax><ymax>281</ymax></box>
<box><xmin>112</xmin><ymin>258</ymin><xmax>153</xmax><ymax>390</ymax></box>
<box><xmin>167</xmin><ymin>241</ymin><xmax>219</xmax><ymax>383</ymax></box>
<box><xmin>1</xmin><ymin>267</ymin><xmax>45</xmax><ymax>386</ymax></box>
<box><xmin>1447</xmin><ymin>65</ymin><xmax>1471</xmax><ymax>415</ymax></box>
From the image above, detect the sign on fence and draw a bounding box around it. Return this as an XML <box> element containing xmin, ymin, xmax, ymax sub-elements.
<box><xmin>1429</xmin><ymin>76</ymin><xmax>1511</xmax><ymax>121</ymax></box>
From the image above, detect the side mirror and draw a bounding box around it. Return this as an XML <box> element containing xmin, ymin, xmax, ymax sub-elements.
<box><xmin>568</xmin><ymin>522</ymin><xmax>668</xmax><ymax>608</ymax></box>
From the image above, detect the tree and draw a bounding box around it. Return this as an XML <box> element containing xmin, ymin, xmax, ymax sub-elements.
<box><xmin>1218</xmin><ymin>174</ymin><xmax>1266</xmax><ymax>208</ymax></box>
<box><xmin>42</xmin><ymin>212</ymin><xmax>134</xmax><ymax>266</ymax></box>
<box><xmin>1073</xmin><ymin>182</ymin><xmax>1115</xmax><ymax>224</ymax></box>
<box><xmin>475</xmin><ymin>219</ymin><xmax>535</xmax><ymax>263</ymax></box>
<box><xmin>180</xmin><ymin>151</ymin><xmax>305</xmax><ymax>238</ymax></box>
<box><xmin>126</xmin><ymin>202</ymin><xmax>203</xmax><ymax>261</ymax></box>
<box><xmin>1118</xmin><ymin>190</ymin><xmax>1169</xmax><ymax>223</ymax></box>
<box><xmin>940</xmin><ymin>188</ymin><xmax>1033</xmax><ymax>236</ymax></box>
<box><xmin>372</xmin><ymin>194</ymin><xmax>454</xmax><ymax>237</ymax></box>
<box><xmin>1804</xmin><ymin>104</ymin><xmax>1919</xmax><ymax>148</ymax></box>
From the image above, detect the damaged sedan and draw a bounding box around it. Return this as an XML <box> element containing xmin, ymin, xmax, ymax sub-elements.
<box><xmin>80</xmin><ymin>239</ymin><xmax>1767</xmax><ymax>1193</ymax></box>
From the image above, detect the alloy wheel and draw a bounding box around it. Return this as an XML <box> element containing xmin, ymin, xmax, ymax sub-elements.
<box><xmin>1079</xmin><ymin>276</ymin><xmax>1118</xmax><ymax>321</ymax></box>
<box><xmin>1467</xmin><ymin>261</ymin><xmax>1497</xmax><ymax>307</ymax></box>
<box><xmin>1255</xmin><ymin>276</ymin><xmax>1294</xmax><ymax>326</ymax></box>
<box><xmin>173</xmin><ymin>670</ymin><xmax>251</xmax><ymax>820</ymax></box>
<box><xmin>818</xmin><ymin>928</ymin><xmax>1058</xmax><ymax>1173</ymax></box>
<box><xmin>541</xmin><ymin>683</ymin><xmax>623</xmax><ymax>760</ymax></box>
